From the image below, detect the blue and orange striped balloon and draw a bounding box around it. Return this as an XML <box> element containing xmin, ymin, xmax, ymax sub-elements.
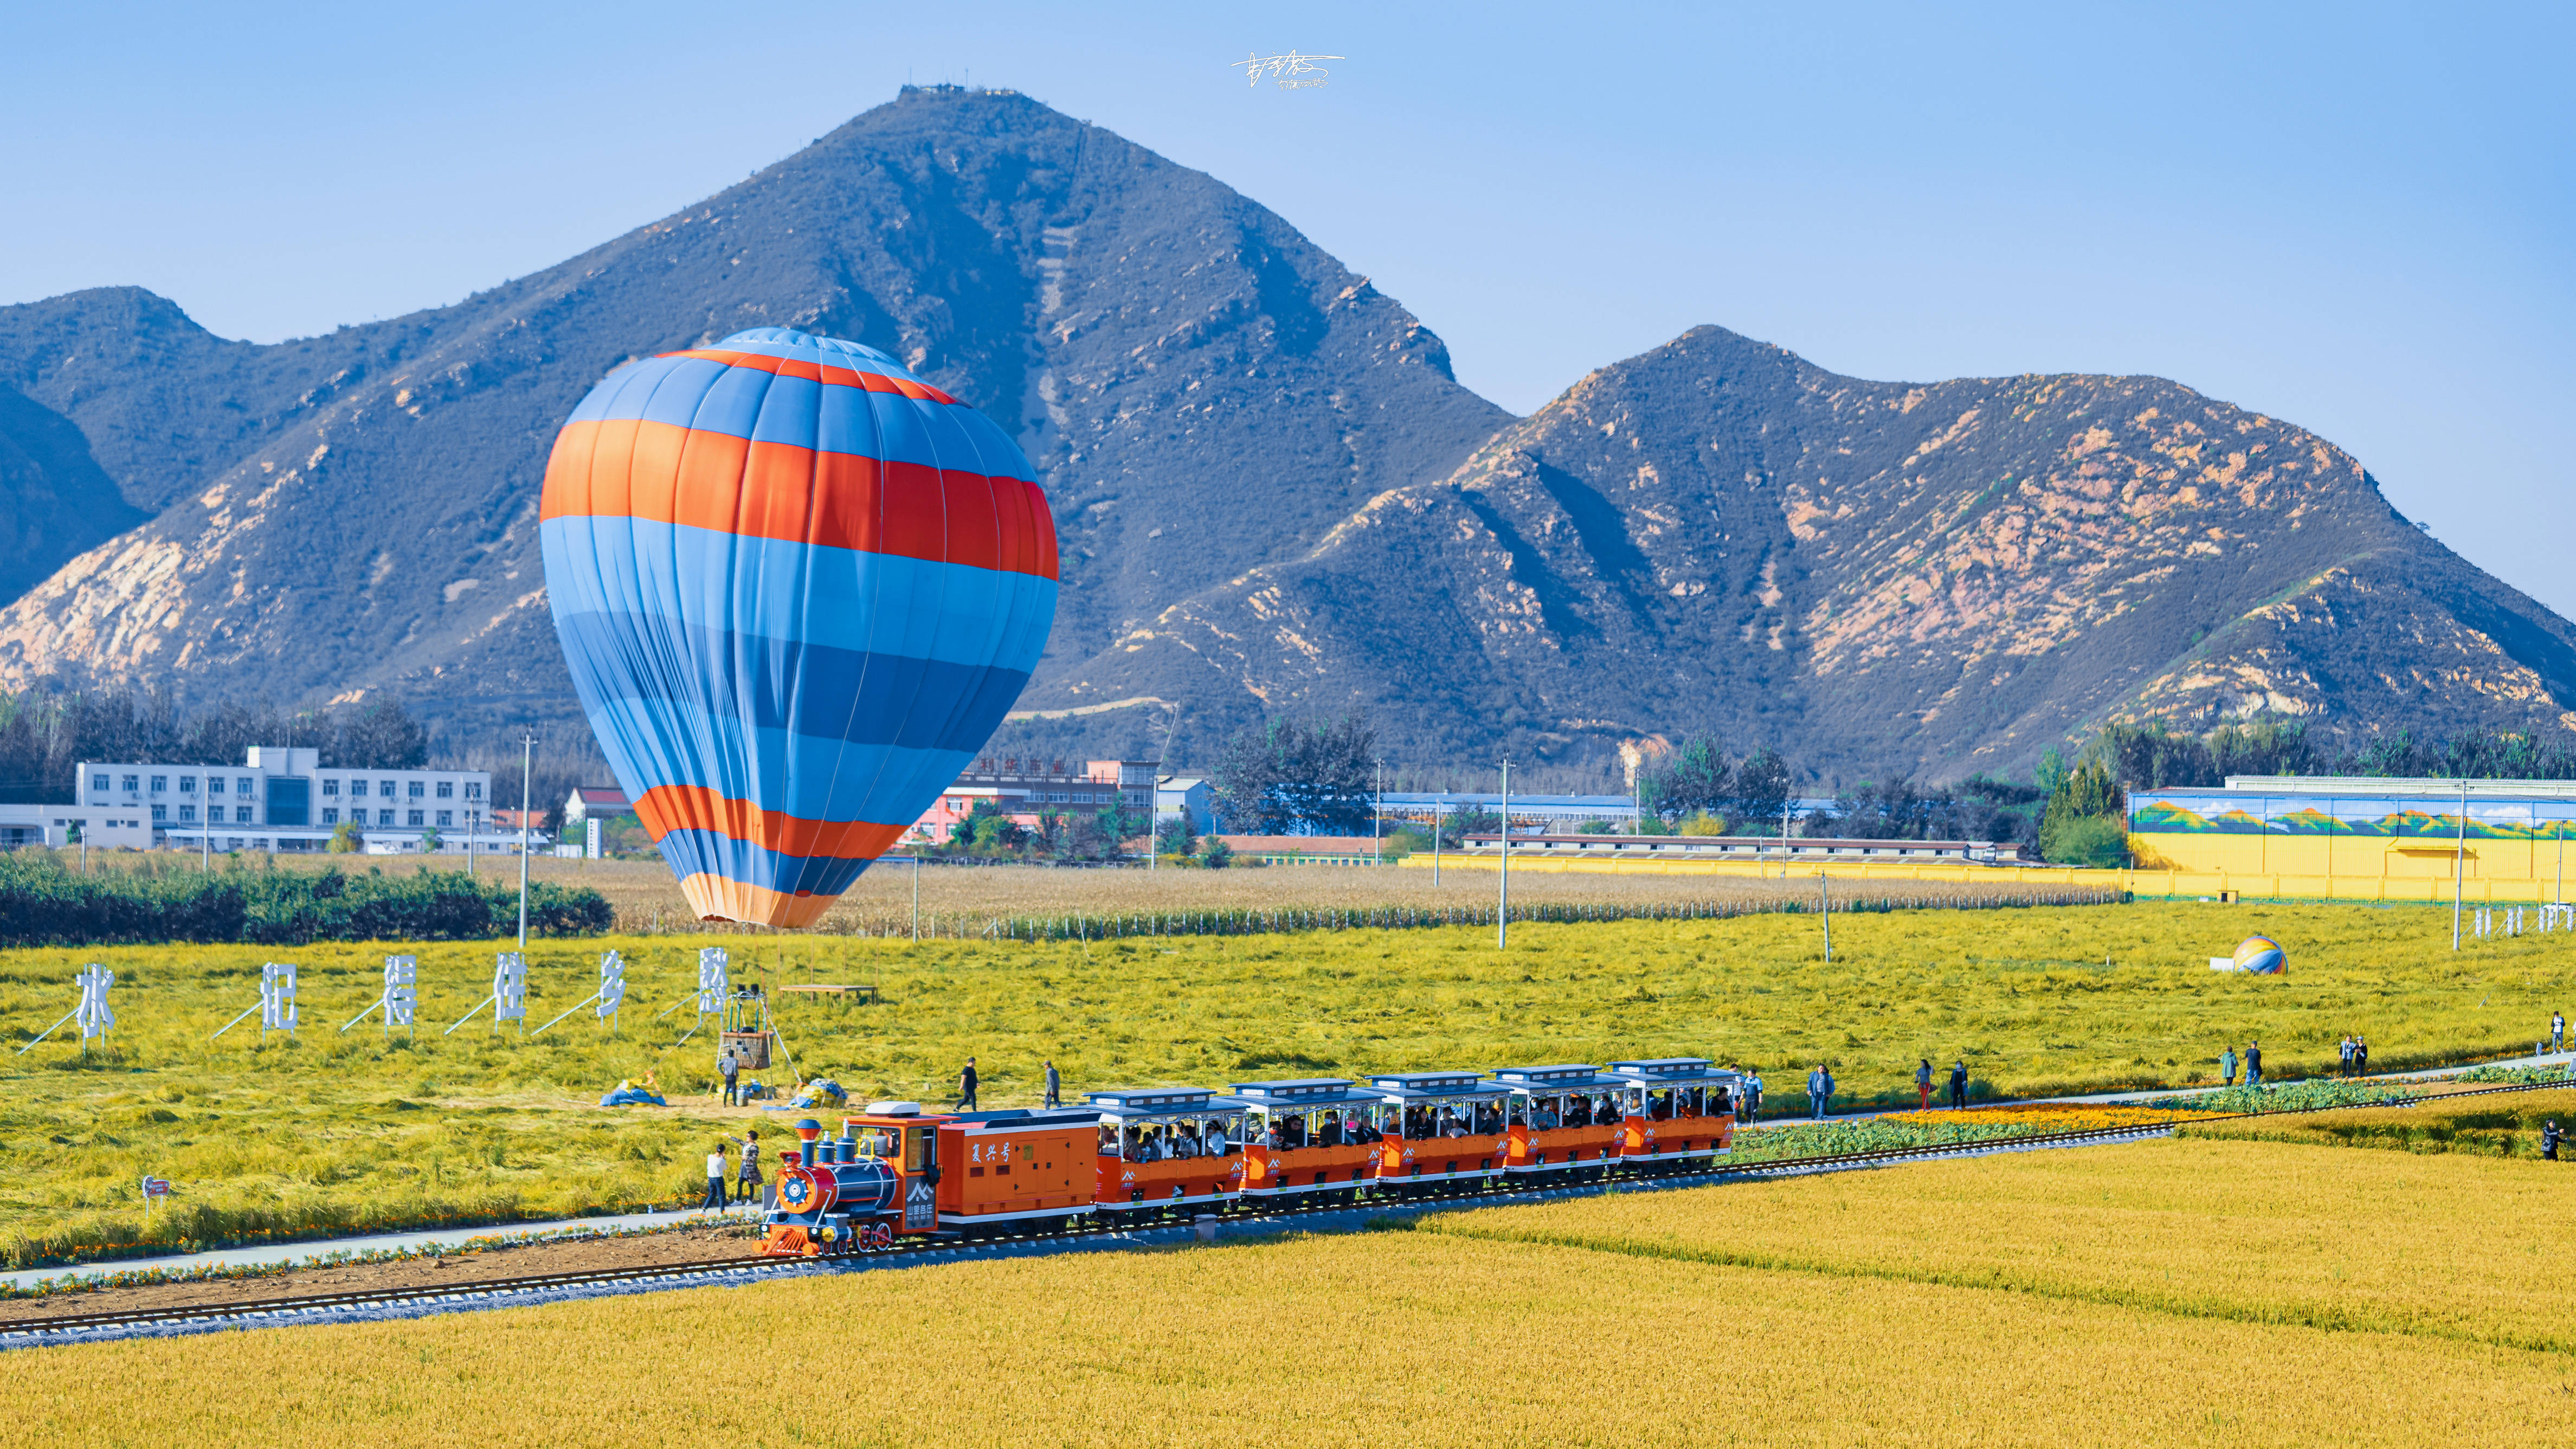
<box><xmin>539</xmin><ymin>328</ymin><xmax>1056</xmax><ymax>926</ymax></box>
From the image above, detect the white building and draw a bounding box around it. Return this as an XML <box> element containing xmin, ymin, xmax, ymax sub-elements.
<box><xmin>0</xmin><ymin>803</ymin><xmax>155</xmax><ymax>851</ymax></box>
<box><xmin>77</xmin><ymin>746</ymin><xmax>519</xmax><ymax>855</ymax></box>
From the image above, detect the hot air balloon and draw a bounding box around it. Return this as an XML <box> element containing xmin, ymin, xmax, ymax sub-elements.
<box><xmin>539</xmin><ymin>328</ymin><xmax>1056</xmax><ymax>926</ymax></box>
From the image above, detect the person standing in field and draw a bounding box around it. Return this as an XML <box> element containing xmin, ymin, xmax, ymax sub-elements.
<box><xmin>2220</xmin><ymin>1045</ymin><xmax>2237</xmax><ymax>1087</ymax></box>
<box><xmin>718</xmin><ymin>1047</ymin><xmax>740</xmax><ymax>1105</ymax></box>
<box><xmin>2543</xmin><ymin>1119</ymin><xmax>2562</xmax><ymax>1162</ymax></box>
<box><xmin>957</xmin><ymin>1056</ymin><xmax>980</xmax><ymax>1111</ymax></box>
<box><xmin>725</xmin><ymin>1130</ymin><xmax>762</xmax><ymax>1205</ymax></box>
<box><xmin>1044</xmin><ymin>1059</ymin><xmax>1062</xmax><ymax>1109</ymax></box>
<box><xmin>1949</xmin><ymin>1059</ymin><xmax>1968</xmax><ymax>1110</ymax></box>
<box><xmin>1745</xmin><ymin>1067</ymin><xmax>1764</xmax><ymax>1120</ymax></box>
<box><xmin>2338</xmin><ymin>1036</ymin><xmax>2354</xmax><ymax>1078</ymax></box>
<box><xmin>2555</xmin><ymin>1013</ymin><xmax>2566</xmax><ymax>1052</ymax></box>
<box><xmin>701</xmin><ymin>1142</ymin><xmax>728</xmax><ymax>1211</ymax></box>
<box><xmin>2246</xmin><ymin>1041</ymin><xmax>2263</xmax><ymax>1089</ymax></box>
<box><xmin>2355</xmin><ymin>1037</ymin><xmax>2368</xmax><ymax>1076</ymax></box>
<box><xmin>1916</xmin><ymin>1059</ymin><xmax>1933</xmax><ymax>1110</ymax></box>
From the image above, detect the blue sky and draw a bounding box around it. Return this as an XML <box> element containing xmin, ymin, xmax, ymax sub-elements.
<box><xmin>7</xmin><ymin>2</ymin><xmax>2569</xmax><ymax>613</ymax></box>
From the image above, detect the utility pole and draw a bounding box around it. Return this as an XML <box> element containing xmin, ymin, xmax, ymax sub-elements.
<box><xmin>1433</xmin><ymin>790</ymin><xmax>1445</xmax><ymax>886</ymax></box>
<box><xmin>912</xmin><ymin>853</ymin><xmax>920</xmax><ymax>941</ymax></box>
<box><xmin>2452</xmin><ymin>777</ymin><xmax>2468</xmax><ymax>951</ymax></box>
<box><xmin>1373</xmin><ymin>758</ymin><xmax>1384</xmax><ymax>865</ymax></box>
<box><xmin>518</xmin><ymin>730</ymin><xmax>536</xmax><ymax>954</ymax></box>
<box><xmin>1820</xmin><ymin>872</ymin><xmax>1832</xmax><ymax>962</ymax></box>
<box><xmin>1498</xmin><ymin>761</ymin><xmax>1512</xmax><ymax>950</ymax></box>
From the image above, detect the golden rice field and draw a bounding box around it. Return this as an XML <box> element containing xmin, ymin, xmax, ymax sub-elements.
<box><xmin>1419</xmin><ymin>1135</ymin><xmax>2576</xmax><ymax>1353</ymax></box>
<box><xmin>2180</xmin><ymin>1085</ymin><xmax>2576</xmax><ymax>1158</ymax></box>
<box><xmin>4</xmin><ymin>898</ymin><xmax>2571</xmax><ymax>1268</ymax></box>
<box><xmin>14</xmin><ymin>1138</ymin><xmax>2573</xmax><ymax>1446</ymax></box>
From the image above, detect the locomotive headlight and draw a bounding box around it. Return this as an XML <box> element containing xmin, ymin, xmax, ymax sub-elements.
<box><xmin>817</xmin><ymin>1225</ymin><xmax>836</xmax><ymax>1242</ymax></box>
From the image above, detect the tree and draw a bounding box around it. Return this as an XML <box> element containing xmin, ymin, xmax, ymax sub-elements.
<box><xmin>337</xmin><ymin>699</ymin><xmax>428</xmax><ymax>770</ymax></box>
<box><xmin>1731</xmin><ymin>746</ymin><xmax>1794</xmax><ymax>836</ymax></box>
<box><xmin>327</xmin><ymin>819</ymin><xmax>363</xmax><ymax>853</ymax></box>
<box><xmin>2039</xmin><ymin>757</ymin><xmax>2126</xmax><ymax>866</ymax></box>
<box><xmin>1437</xmin><ymin>805</ymin><xmax>1499</xmax><ymax>848</ymax></box>
<box><xmin>1212</xmin><ymin>715</ymin><xmax>1375</xmax><ymax>834</ymax></box>
<box><xmin>1637</xmin><ymin>736</ymin><xmax>1730</xmax><ymax>826</ymax></box>
<box><xmin>1095</xmin><ymin>798</ymin><xmax>1143</xmax><ymax>848</ymax></box>
<box><xmin>1199</xmin><ymin>835</ymin><xmax>1234</xmax><ymax>870</ymax></box>
<box><xmin>419</xmin><ymin>826</ymin><xmax>444</xmax><ymax>853</ymax></box>
<box><xmin>1156</xmin><ymin>812</ymin><xmax>1197</xmax><ymax>857</ymax></box>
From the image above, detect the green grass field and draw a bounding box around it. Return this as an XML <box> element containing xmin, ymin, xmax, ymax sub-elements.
<box><xmin>3</xmin><ymin>898</ymin><xmax>2568</xmax><ymax>1268</ymax></box>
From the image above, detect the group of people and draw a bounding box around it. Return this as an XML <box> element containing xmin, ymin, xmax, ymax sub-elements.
<box><xmin>699</xmin><ymin>1130</ymin><xmax>763</xmax><ymax>1210</ymax></box>
<box><xmin>2336</xmin><ymin>1035</ymin><xmax>2373</xmax><ymax>1077</ymax></box>
<box><xmin>1912</xmin><ymin>1059</ymin><xmax>1973</xmax><ymax>1111</ymax></box>
<box><xmin>2218</xmin><ymin>1041</ymin><xmax>2265</xmax><ymax>1087</ymax></box>
<box><xmin>951</xmin><ymin>1056</ymin><xmax>1065</xmax><ymax>1111</ymax></box>
<box><xmin>1110</xmin><ymin>1120</ymin><xmax>1232</xmax><ymax>1161</ymax></box>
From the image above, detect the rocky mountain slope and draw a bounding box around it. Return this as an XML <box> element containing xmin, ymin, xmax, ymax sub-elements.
<box><xmin>0</xmin><ymin>86</ymin><xmax>1505</xmax><ymax>738</ymax></box>
<box><xmin>3</xmin><ymin>88</ymin><xmax>2570</xmax><ymax>780</ymax></box>
<box><xmin>1023</xmin><ymin>326</ymin><xmax>2576</xmax><ymax>777</ymax></box>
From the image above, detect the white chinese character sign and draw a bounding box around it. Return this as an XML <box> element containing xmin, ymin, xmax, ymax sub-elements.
<box><xmin>697</xmin><ymin>948</ymin><xmax>729</xmax><ymax>1013</ymax></box>
<box><xmin>261</xmin><ymin>962</ymin><xmax>297</xmax><ymax>1036</ymax></box>
<box><xmin>384</xmin><ymin>955</ymin><xmax>418</xmax><ymax>1033</ymax></box>
<box><xmin>1232</xmin><ymin>50</ymin><xmax>1342</xmax><ymax>89</ymax></box>
<box><xmin>597</xmin><ymin>951</ymin><xmax>626</xmax><ymax>1026</ymax></box>
<box><xmin>75</xmin><ymin>964</ymin><xmax>114</xmax><ymax>1045</ymax></box>
<box><xmin>494</xmin><ymin>952</ymin><xmax>528</xmax><ymax>1026</ymax></box>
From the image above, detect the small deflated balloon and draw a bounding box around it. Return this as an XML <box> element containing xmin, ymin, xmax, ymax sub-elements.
<box><xmin>540</xmin><ymin>328</ymin><xmax>1056</xmax><ymax>926</ymax></box>
<box><xmin>2233</xmin><ymin>935</ymin><xmax>2286</xmax><ymax>975</ymax></box>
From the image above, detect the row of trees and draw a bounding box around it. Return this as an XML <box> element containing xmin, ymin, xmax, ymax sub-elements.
<box><xmin>0</xmin><ymin>687</ymin><xmax>433</xmax><ymax>804</ymax></box>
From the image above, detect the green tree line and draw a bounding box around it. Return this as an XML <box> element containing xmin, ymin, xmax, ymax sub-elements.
<box><xmin>0</xmin><ymin>854</ymin><xmax>614</xmax><ymax>947</ymax></box>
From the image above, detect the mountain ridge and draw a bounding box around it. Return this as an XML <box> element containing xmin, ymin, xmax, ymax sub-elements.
<box><xmin>2</xmin><ymin>87</ymin><xmax>2570</xmax><ymax>782</ymax></box>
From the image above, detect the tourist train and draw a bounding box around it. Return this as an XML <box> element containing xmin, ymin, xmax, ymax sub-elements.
<box><xmin>758</xmin><ymin>1058</ymin><xmax>1741</xmax><ymax>1257</ymax></box>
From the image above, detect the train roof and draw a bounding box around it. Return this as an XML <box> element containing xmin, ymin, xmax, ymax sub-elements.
<box><xmin>1229</xmin><ymin>1077</ymin><xmax>1371</xmax><ymax>1104</ymax></box>
<box><xmin>1607</xmin><ymin>1058</ymin><xmax>1733</xmax><ymax>1081</ymax></box>
<box><xmin>1082</xmin><ymin>1087</ymin><xmax>1251</xmax><ymax>1118</ymax></box>
<box><xmin>1366</xmin><ymin>1071</ymin><xmax>1510</xmax><ymax>1101</ymax></box>
<box><xmin>941</xmin><ymin>1109</ymin><xmax>1103</xmax><ymax>1131</ymax></box>
<box><xmin>1489</xmin><ymin>1064</ymin><xmax>1623</xmax><ymax>1090</ymax></box>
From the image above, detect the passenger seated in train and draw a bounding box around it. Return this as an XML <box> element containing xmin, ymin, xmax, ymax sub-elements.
<box><xmin>1350</xmin><ymin>1112</ymin><xmax>1381</xmax><ymax>1144</ymax></box>
<box><xmin>1472</xmin><ymin>1101</ymin><xmax>1503</xmax><ymax>1134</ymax></box>
<box><xmin>1438</xmin><ymin>1106</ymin><xmax>1468</xmax><ymax>1138</ymax></box>
<box><xmin>1649</xmin><ymin>1090</ymin><xmax>1675</xmax><ymax>1121</ymax></box>
<box><xmin>1316</xmin><ymin>1112</ymin><xmax>1343</xmax><ymax>1147</ymax></box>
<box><xmin>1531</xmin><ymin>1099</ymin><xmax>1561</xmax><ymax>1130</ymax></box>
<box><xmin>1563</xmin><ymin>1096</ymin><xmax>1591</xmax><ymax>1128</ymax></box>
<box><xmin>1278</xmin><ymin>1114</ymin><xmax>1309</xmax><ymax>1150</ymax></box>
<box><xmin>1100</xmin><ymin>1125</ymin><xmax>1122</xmax><ymax>1157</ymax></box>
<box><xmin>1405</xmin><ymin>1105</ymin><xmax>1434</xmax><ymax>1139</ymax></box>
<box><xmin>1203</xmin><ymin>1120</ymin><xmax>1229</xmax><ymax>1157</ymax></box>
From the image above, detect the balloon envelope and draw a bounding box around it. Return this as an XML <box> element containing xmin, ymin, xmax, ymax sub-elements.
<box><xmin>540</xmin><ymin>328</ymin><xmax>1056</xmax><ymax>926</ymax></box>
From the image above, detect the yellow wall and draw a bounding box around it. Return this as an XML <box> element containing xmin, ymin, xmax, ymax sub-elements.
<box><xmin>1402</xmin><ymin>841</ymin><xmax>2576</xmax><ymax>903</ymax></box>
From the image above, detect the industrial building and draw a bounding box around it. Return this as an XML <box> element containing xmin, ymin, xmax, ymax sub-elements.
<box><xmin>72</xmin><ymin>748</ymin><xmax>519</xmax><ymax>854</ymax></box>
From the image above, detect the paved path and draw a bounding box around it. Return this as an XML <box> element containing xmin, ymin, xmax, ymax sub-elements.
<box><xmin>1</xmin><ymin>1205</ymin><xmax>762</xmax><ymax>1292</ymax></box>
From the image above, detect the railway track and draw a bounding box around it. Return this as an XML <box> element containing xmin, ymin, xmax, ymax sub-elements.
<box><xmin>7</xmin><ymin>1074</ymin><xmax>2560</xmax><ymax>1346</ymax></box>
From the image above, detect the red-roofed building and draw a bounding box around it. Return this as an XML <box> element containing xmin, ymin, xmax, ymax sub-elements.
<box><xmin>910</xmin><ymin>758</ymin><xmax>1156</xmax><ymax>844</ymax></box>
<box><xmin>564</xmin><ymin>786</ymin><xmax>632</xmax><ymax>827</ymax></box>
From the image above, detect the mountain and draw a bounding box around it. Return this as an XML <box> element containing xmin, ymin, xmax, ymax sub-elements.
<box><xmin>1021</xmin><ymin>325</ymin><xmax>2576</xmax><ymax>777</ymax></box>
<box><xmin>3</xmin><ymin>87</ymin><xmax>2572</xmax><ymax>782</ymax></box>
<box><xmin>0</xmin><ymin>86</ymin><xmax>1506</xmax><ymax>739</ymax></box>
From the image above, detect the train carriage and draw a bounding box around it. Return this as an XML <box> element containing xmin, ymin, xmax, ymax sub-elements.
<box><xmin>1085</xmin><ymin>1087</ymin><xmax>1250</xmax><ymax>1219</ymax></box>
<box><xmin>1606</xmin><ymin>1058</ymin><xmax>1741</xmax><ymax>1171</ymax></box>
<box><xmin>1229</xmin><ymin>1078</ymin><xmax>1383</xmax><ymax>1203</ymax></box>
<box><xmin>1489</xmin><ymin>1065</ymin><xmax>1630</xmax><ymax>1182</ymax></box>
<box><xmin>935</xmin><ymin>1107</ymin><xmax>1100</xmax><ymax>1235</ymax></box>
<box><xmin>1366</xmin><ymin>1071</ymin><xmax>1515</xmax><ymax>1195</ymax></box>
